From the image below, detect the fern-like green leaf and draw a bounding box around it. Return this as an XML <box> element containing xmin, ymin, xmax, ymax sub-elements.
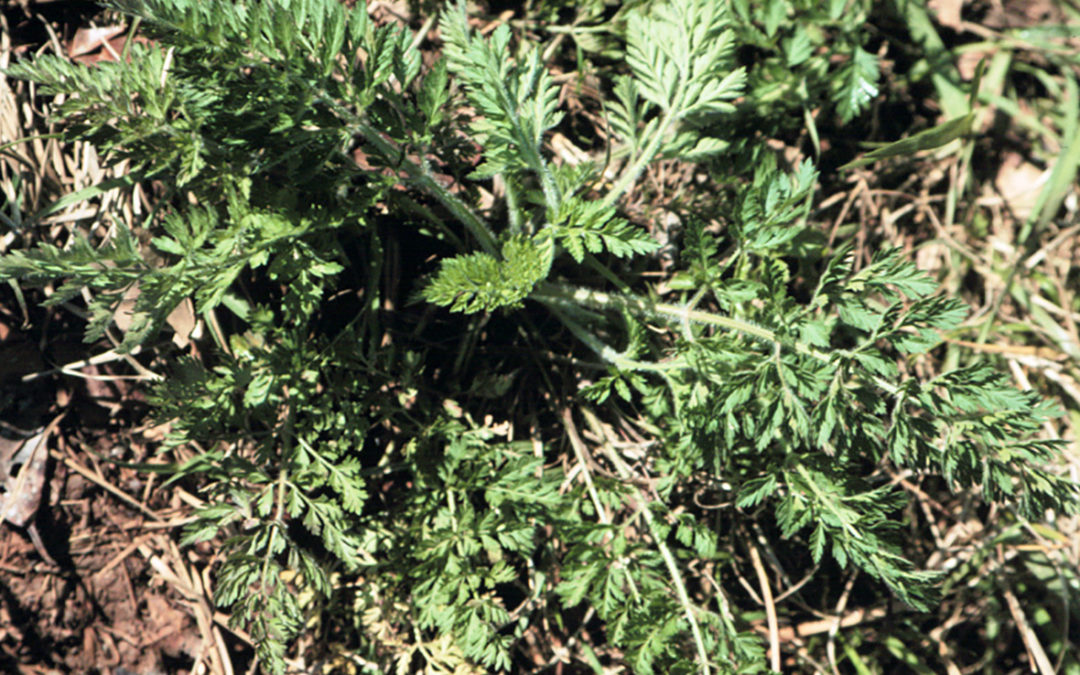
<box><xmin>423</xmin><ymin>236</ymin><xmax>554</xmax><ymax>313</ymax></box>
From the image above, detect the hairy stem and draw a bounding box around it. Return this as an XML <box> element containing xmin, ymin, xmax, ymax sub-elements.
<box><xmin>536</xmin><ymin>282</ymin><xmax>822</xmax><ymax>356</ymax></box>
<box><xmin>534</xmin><ymin>282</ymin><xmax>904</xmax><ymax>399</ymax></box>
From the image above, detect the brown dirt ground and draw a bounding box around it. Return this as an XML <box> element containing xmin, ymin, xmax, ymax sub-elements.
<box><xmin>0</xmin><ymin>3</ymin><xmax>254</xmax><ymax>673</ymax></box>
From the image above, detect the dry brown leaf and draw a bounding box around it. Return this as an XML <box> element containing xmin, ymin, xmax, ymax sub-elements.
<box><xmin>928</xmin><ymin>0</ymin><xmax>964</xmax><ymax>30</ymax></box>
<box><xmin>113</xmin><ymin>282</ymin><xmax>141</xmax><ymax>333</ymax></box>
<box><xmin>994</xmin><ymin>151</ymin><xmax>1049</xmax><ymax>222</ymax></box>
<box><xmin>985</xmin><ymin>0</ymin><xmax>1067</xmax><ymax>28</ymax></box>
<box><xmin>0</xmin><ymin>428</ymin><xmax>49</xmax><ymax>527</ymax></box>
<box><xmin>69</xmin><ymin>31</ymin><xmax>153</xmax><ymax>66</ymax></box>
<box><xmin>166</xmin><ymin>297</ymin><xmax>197</xmax><ymax>348</ymax></box>
<box><xmin>67</xmin><ymin>26</ymin><xmax>126</xmax><ymax>58</ymax></box>
<box><xmin>550</xmin><ymin>132</ymin><xmax>590</xmax><ymax>166</ymax></box>
<box><xmin>957</xmin><ymin>48</ymin><xmax>990</xmax><ymax>81</ymax></box>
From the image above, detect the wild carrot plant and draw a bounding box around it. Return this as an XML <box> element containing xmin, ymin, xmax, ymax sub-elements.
<box><xmin>3</xmin><ymin>0</ymin><xmax>1076</xmax><ymax>672</ymax></box>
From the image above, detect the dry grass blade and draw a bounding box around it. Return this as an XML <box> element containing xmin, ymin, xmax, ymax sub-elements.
<box><xmin>50</xmin><ymin>443</ymin><xmax>163</xmax><ymax>521</ymax></box>
<box><xmin>139</xmin><ymin>536</ymin><xmax>235</xmax><ymax>675</ymax></box>
<box><xmin>747</xmin><ymin>541</ymin><xmax>780</xmax><ymax>672</ymax></box>
<box><xmin>1002</xmin><ymin>583</ymin><xmax>1055</xmax><ymax>675</ymax></box>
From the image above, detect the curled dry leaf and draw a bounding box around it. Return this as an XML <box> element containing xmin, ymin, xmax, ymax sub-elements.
<box><xmin>67</xmin><ymin>26</ymin><xmax>152</xmax><ymax>66</ymax></box>
<box><xmin>67</xmin><ymin>26</ymin><xmax>127</xmax><ymax>59</ymax></box>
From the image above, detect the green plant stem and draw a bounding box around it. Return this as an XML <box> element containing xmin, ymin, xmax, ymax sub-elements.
<box><xmin>543</xmin><ymin>301</ymin><xmax>677</xmax><ymax>374</ymax></box>
<box><xmin>534</xmin><ymin>283</ymin><xmax>905</xmax><ymax>402</ymax></box>
<box><xmin>504</xmin><ymin>173</ymin><xmax>523</xmax><ymax>235</ymax></box>
<box><xmin>535</xmin><ymin>282</ymin><xmax>818</xmax><ymax>354</ymax></box>
<box><xmin>582</xmin><ymin>407</ymin><xmax>712</xmax><ymax>675</ymax></box>
<box><xmin>600</xmin><ymin>106</ymin><xmax>679</xmax><ymax>210</ymax></box>
<box><xmin>350</xmin><ymin>119</ymin><xmax>501</xmax><ymax>256</ymax></box>
<box><xmin>264</xmin><ymin>406</ymin><xmax>294</xmax><ymax>589</ymax></box>
<box><xmin>293</xmin><ymin>73</ymin><xmax>501</xmax><ymax>257</ymax></box>
<box><xmin>793</xmin><ymin>463</ymin><xmax>860</xmax><ymax>540</ymax></box>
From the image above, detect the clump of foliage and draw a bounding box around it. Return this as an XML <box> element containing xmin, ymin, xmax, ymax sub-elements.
<box><xmin>2</xmin><ymin>0</ymin><xmax>1077</xmax><ymax>672</ymax></box>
